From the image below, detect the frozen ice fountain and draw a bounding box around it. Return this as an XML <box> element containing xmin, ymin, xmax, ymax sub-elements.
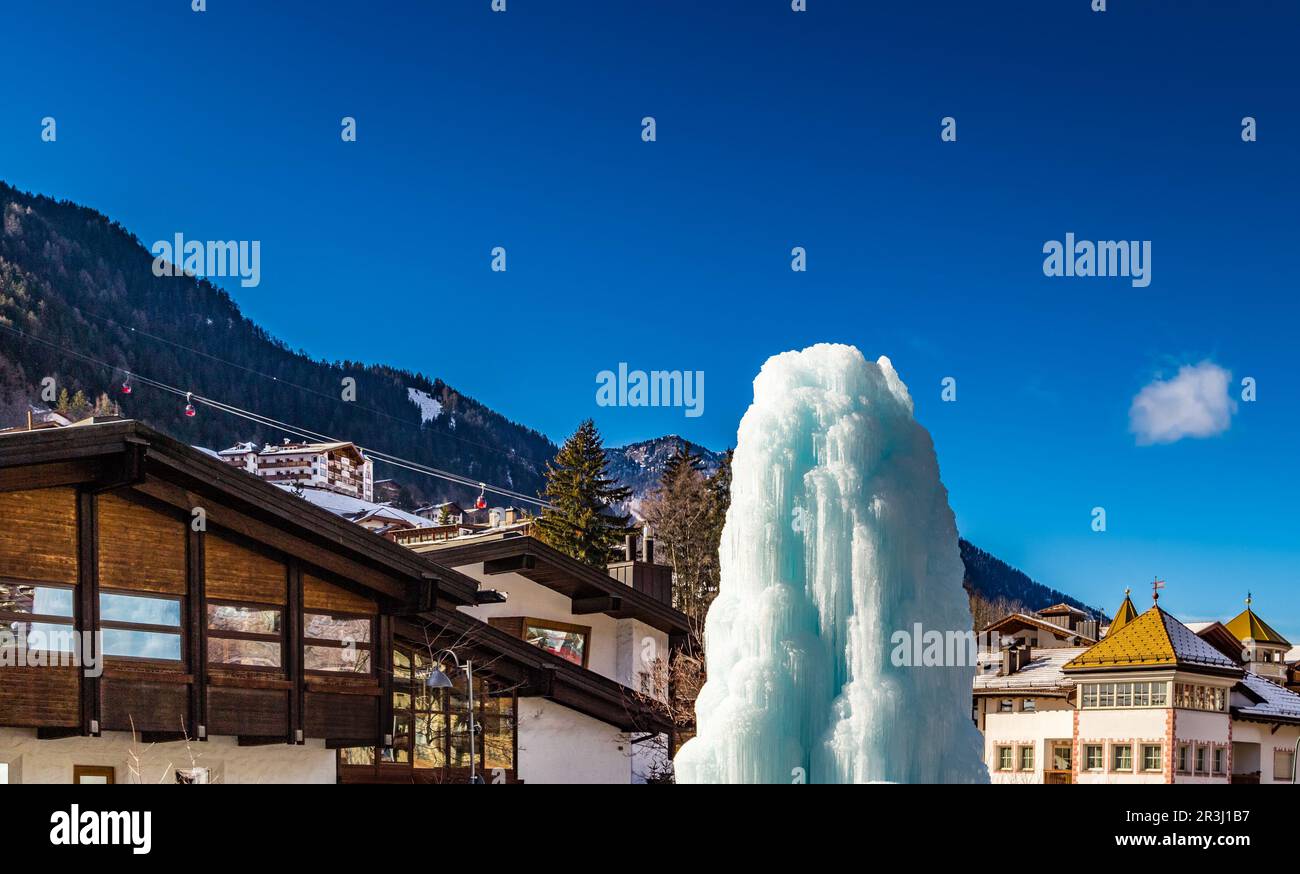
<box><xmin>675</xmin><ymin>344</ymin><xmax>989</xmax><ymax>784</ymax></box>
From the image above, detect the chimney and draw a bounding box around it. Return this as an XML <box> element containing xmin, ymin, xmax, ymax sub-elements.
<box><xmin>26</xmin><ymin>409</ymin><xmax>33</xmax><ymax>431</ymax></box>
<box><xmin>643</xmin><ymin>536</ymin><xmax>655</xmax><ymax>564</ymax></box>
<box><xmin>624</xmin><ymin>533</ymin><xmax>637</xmax><ymax>562</ymax></box>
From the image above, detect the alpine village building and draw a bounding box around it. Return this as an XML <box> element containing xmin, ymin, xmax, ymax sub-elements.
<box><xmin>976</xmin><ymin>590</ymin><xmax>1300</xmax><ymax>784</ymax></box>
<box><xmin>0</xmin><ymin>420</ymin><xmax>687</xmax><ymax>784</ymax></box>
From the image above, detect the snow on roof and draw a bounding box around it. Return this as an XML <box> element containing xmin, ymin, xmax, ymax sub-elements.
<box><xmin>1183</xmin><ymin>621</ymin><xmax>1214</xmax><ymax>633</ymax></box>
<box><xmin>1288</xmin><ymin>646</ymin><xmax>1299</xmax><ymax>664</ymax></box>
<box><xmin>974</xmin><ymin>647</ymin><xmax>1088</xmax><ymax>693</ymax></box>
<box><xmin>218</xmin><ymin>442</ymin><xmax>259</xmax><ymax>455</ymax></box>
<box><xmin>275</xmin><ymin>485</ymin><xmax>431</xmax><ymax>529</ymax></box>
<box><xmin>1236</xmin><ymin>672</ymin><xmax>1300</xmax><ymax>723</ymax></box>
<box><xmin>259</xmin><ymin>441</ymin><xmax>354</xmax><ymax>456</ymax></box>
<box><xmin>193</xmin><ymin>446</ymin><xmax>222</xmax><ymax>460</ymax></box>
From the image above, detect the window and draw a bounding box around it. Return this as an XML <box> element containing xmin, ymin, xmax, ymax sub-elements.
<box><xmin>1051</xmin><ymin>744</ymin><xmax>1072</xmax><ymax>771</ymax></box>
<box><xmin>1079</xmin><ymin>681</ymin><xmax>1169</xmax><ymax>710</ymax></box>
<box><xmin>304</xmin><ymin>612</ymin><xmax>372</xmax><ymax>673</ymax></box>
<box><xmin>1022</xmin><ymin>699</ymin><xmax>1036</xmax><ymax>712</ymax></box>
<box><xmin>1142</xmin><ymin>745</ymin><xmax>1162</xmax><ymax>772</ymax></box>
<box><xmin>175</xmin><ymin>768</ymin><xmax>211</xmax><ymax>784</ymax></box>
<box><xmin>73</xmin><ymin>765</ymin><xmax>115</xmax><ymax>784</ymax></box>
<box><xmin>341</xmin><ymin>647</ymin><xmax>517</xmax><ymax>780</ymax></box>
<box><xmin>1019</xmin><ymin>745</ymin><xmax>1034</xmax><ymax>771</ymax></box>
<box><xmin>997</xmin><ymin>746</ymin><xmax>1013</xmax><ymax>771</ymax></box>
<box><xmin>1276</xmin><ymin>749</ymin><xmax>1295</xmax><ymax>782</ymax></box>
<box><xmin>0</xmin><ymin>581</ymin><xmax>77</xmax><ymax>653</ymax></box>
<box><xmin>1112</xmin><ymin>744</ymin><xmax>1133</xmax><ymax>772</ymax></box>
<box><xmin>998</xmin><ymin>699</ymin><xmax>1013</xmax><ymax>713</ymax></box>
<box><xmin>207</xmin><ymin>602</ymin><xmax>283</xmax><ymax>669</ymax></box>
<box><xmin>1085</xmin><ymin>745</ymin><xmax>1103</xmax><ymax>770</ymax></box>
<box><xmin>1177</xmin><ymin>744</ymin><xmax>1189</xmax><ymax>774</ymax></box>
<box><xmin>1174</xmin><ymin>682</ymin><xmax>1226</xmax><ymax>712</ymax></box>
<box><xmin>1213</xmin><ymin>747</ymin><xmax>1225</xmax><ymax>776</ymax></box>
<box><xmin>1195</xmin><ymin>745</ymin><xmax>1207</xmax><ymax>775</ymax></box>
<box><xmin>0</xmin><ymin>762</ymin><xmax>8</xmax><ymax>784</ymax></box>
<box><xmin>99</xmin><ymin>592</ymin><xmax>182</xmax><ymax>662</ymax></box>
<box><xmin>524</xmin><ymin>619</ymin><xmax>590</xmax><ymax>668</ymax></box>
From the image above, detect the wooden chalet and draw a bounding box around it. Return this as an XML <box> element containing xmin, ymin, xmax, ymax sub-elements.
<box><xmin>0</xmin><ymin>421</ymin><xmax>671</xmax><ymax>784</ymax></box>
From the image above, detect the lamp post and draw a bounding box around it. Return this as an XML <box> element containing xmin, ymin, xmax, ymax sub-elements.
<box><xmin>424</xmin><ymin>649</ymin><xmax>483</xmax><ymax>784</ymax></box>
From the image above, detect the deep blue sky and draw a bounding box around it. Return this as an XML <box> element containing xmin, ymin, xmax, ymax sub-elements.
<box><xmin>2</xmin><ymin>1</ymin><xmax>1297</xmax><ymax>635</ymax></box>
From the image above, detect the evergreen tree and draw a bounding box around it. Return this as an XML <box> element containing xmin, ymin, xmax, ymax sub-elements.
<box><xmin>533</xmin><ymin>419</ymin><xmax>632</xmax><ymax>567</ymax></box>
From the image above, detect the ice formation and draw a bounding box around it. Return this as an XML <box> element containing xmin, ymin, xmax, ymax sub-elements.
<box><xmin>674</xmin><ymin>344</ymin><xmax>989</xmax><ymax>784</ymax></box>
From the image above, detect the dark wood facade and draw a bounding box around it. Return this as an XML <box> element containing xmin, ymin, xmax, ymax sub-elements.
<box><xmin>1</xmin><ymin>421</ymin><xmax>676</xmax><ymax>779</ymax></box>
<box><xmin>0</xmin><ymin>422</ymin><xmax>473</xmax><ymax>749</ymax></box>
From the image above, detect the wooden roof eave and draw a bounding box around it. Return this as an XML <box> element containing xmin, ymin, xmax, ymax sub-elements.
<box><xmin>427</xmin><ymin>536</ymin><xmax>692</xmax><ymax>635</ymax></box>
<box><xmin>0</xmin><ymin>420</ymin><xmax>481</xmax><ymax>607</ymax></box>
<box><xmin>396</xmin><ymin>608</ymin><xmax>673</xmax><ymax>735</ymax></box>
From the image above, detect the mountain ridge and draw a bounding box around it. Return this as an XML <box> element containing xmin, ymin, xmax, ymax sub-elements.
<box><xmin>1</xmin><ymin>180</ymin><xmax>1100</xmax><ymax>620</ymax></box>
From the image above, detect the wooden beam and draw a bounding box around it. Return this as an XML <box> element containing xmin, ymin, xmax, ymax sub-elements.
<box><xmin>572</xmin><ymin>595</ymin><xmax>622</xmax><ymax>615</ymax></box>
<box><xmin>0</xmin><ymin>459</ymin><xmax>101</xmax><ymax>493</ymax></box>
<box><xmin>236</xmin><ymin>735</ymin><xmax>288</xmax><ymax>747</ymax></box>
<box><xmin>75</xmin><ymin>489</ymin><xmax>100</xmax><ymax>736</ymax></box>
<box><xmin>288</xmin><ymin>559</ymin><xmax>304</xmax><ymax>745</ymax></box>
<box><xmin>377</xmin><ymin>615</ymin><xmax>393</xmax><ymax>747</ymax></box>
<box><xmin>483</xmin><ymin>554</ymin><xmax>536</xmax><ymax>575</ymax></box>
<box><xmin>187</xmin><ymin>523</ymin><xmax>207</xmax><ymax>741</ymax></box>
<box><xmin>36</xmin><ymin>726</ymin><xmax>83</xmax><ymax>740</ymax></box>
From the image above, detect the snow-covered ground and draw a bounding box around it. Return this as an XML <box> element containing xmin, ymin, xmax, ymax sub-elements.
<box><xmin>407</xmin><ymin>387</ymin><xmax>443</xmax><ymax>424</ymax></box>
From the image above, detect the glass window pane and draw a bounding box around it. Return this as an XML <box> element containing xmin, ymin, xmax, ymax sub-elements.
<box><xmin>482</xmin><ymin>715</ymin><xmax>514</xmax><ymax>770</ymax></box>
<box><xmin>304</xmin><ymin>614</ymin><xmax>371</xmax><ymax>644</ymax></box>
<box><xmin>102</xmin><ymin>628</ymin><xmax>182</xmax><ymax>661</ymax></box>
<box><xmin>525</xmin><ymin>623</ymin><xmax>586</xmax><ymax>666</ymax></box>
<box><xmin>100</xmin><ymin>593</ymin><xmax>181</xmax><ymax>627</ymax></box>
<box><xmin>305</xmin><ymin>644</ymin><xmax>370</xmax><ymax>673</ymax></box>
<box><xmin>340</xmin><ymin>746</ymin><xmax>375</xmax><ymax>767</ymax></box>
<box><xmin>384</xmin><ymin>714</ymin><xmax>411</xmax><ymax>764</ymax></box>
<box><xmin>207</xmin><ymin>604</ymin><xmax>281</xmax><ymax>635</ymax></box>
<box><xmin>0</xmin><ymin>583</ymin><xmax>74</xmax><ymax>618</ymax></box>
<box><xmin>482</xmin><ymin>693</ymin><xmax>515</xmax><ymax>716</ymax></box>
<box><xmin>207</xmin><ymin>638</ymin><xmax>281</xmax><ymax>668</ymax></box>
<box><xmin>448</xmin><ymin>713</ymin><xmax>476</xmax><ymax>769</ymax></box>
<box><xmin>394</xmin><ymin>649</ymin><xmax>411</xmax><ymax>679</ymax></box>
<box><xmin>414</xmin><ymin>712</ymin><xmax>447</xmax><ymax>769</ymax></box>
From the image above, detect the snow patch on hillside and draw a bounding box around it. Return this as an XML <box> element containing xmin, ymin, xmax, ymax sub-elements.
<box><xmin>407</xmin><ymin>388</ymin><xmax>443</xmax><ymax>424</ymax></box>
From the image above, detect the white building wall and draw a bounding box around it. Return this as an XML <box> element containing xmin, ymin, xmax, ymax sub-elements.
<box><xmin>984</xmin><ymin>709</ymin><xmax>1073</xmax><ymax>784</ymax></box>
<box><xmin>515</xmin><ymin>697</ymin><xmax>632</xmax><ymax>784</ymax></box>
<box><xmin>1230</xmin><ymin>721</ymin><xmax>1300</xmax><ymax>784</ymax></box>
<box><xmin>1076</xmin><ymin>708</ymin><xmax>1169</xmax><ymax>784</ymax></box>
<box><xmin>457</xmin><ymin>562</ymin><xmax>670</xmax><ymax>691</ymax></box>
<box><xmin>1170</xmin><ymin>708</ymin><xmax>1230</xmax><ymax>784</ymax></box>
<box><xmin>0</xmin><ymin>728</ymin><xmax>335</xmax><ymax>784</ymax></box>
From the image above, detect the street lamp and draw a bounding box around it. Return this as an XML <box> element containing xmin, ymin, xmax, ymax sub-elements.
<box><xmin>425</xmin><ymin>649</ymin><xmax>483</xmax><ymax>784</ymax></box>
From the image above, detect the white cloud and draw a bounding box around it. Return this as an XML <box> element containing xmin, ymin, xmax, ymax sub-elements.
<box><xmin>1129</xmin><ymin>361</ymin><xmax>1236</xmax><ymax>445</ymax></box>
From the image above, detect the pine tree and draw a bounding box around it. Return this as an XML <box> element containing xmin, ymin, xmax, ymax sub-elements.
<box><xmin>533</xmin><ymin>419</ymin><xmax>632</xmax><ymax>567</ymax></box>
